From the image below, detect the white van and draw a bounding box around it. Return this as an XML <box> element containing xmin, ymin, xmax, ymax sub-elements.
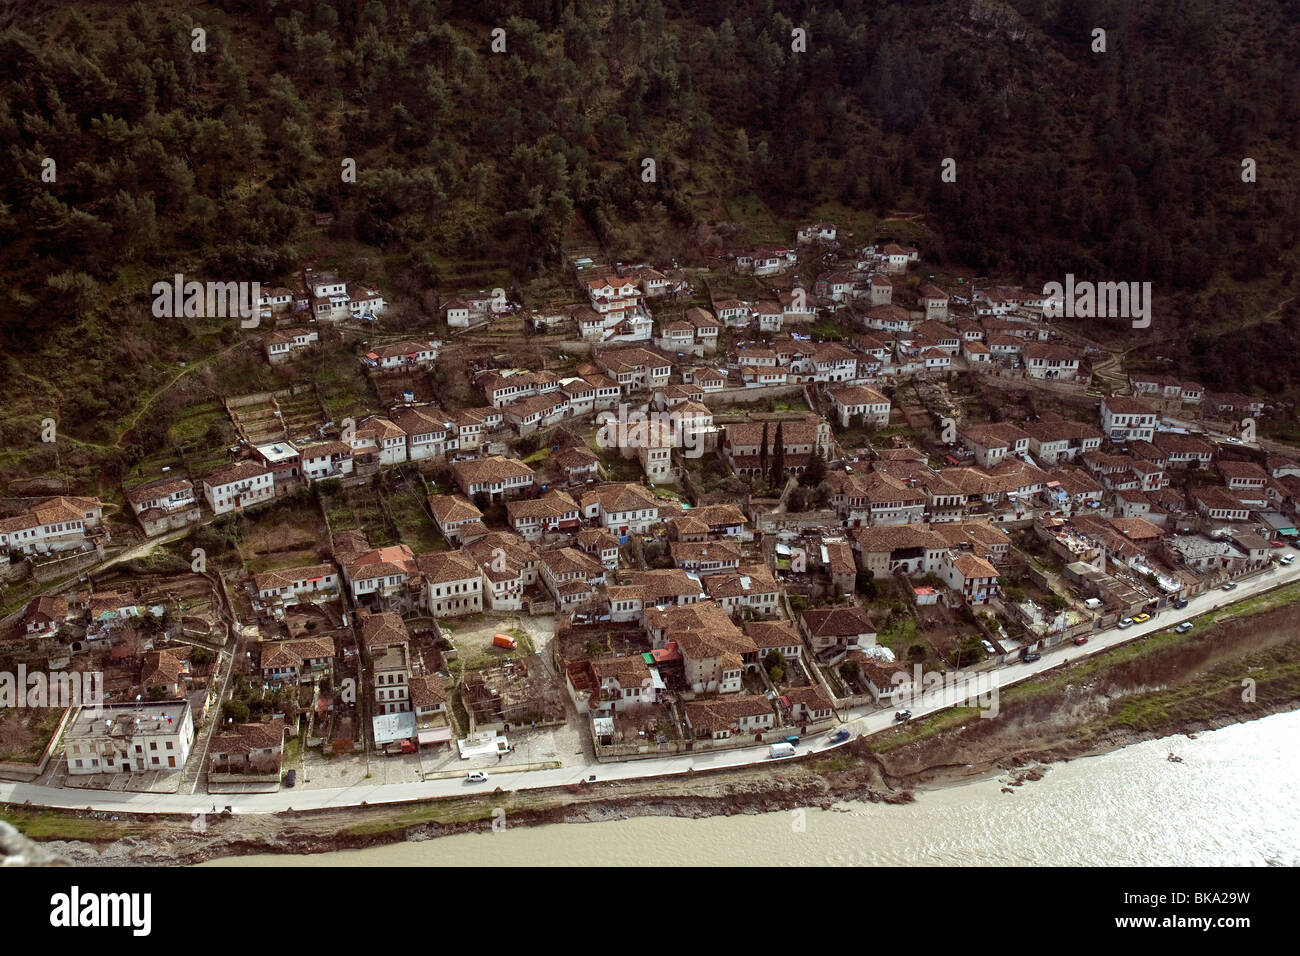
<box><xmin>768</xmin><ymin>742</ymin><xmax>796</xmax><ymax>759</ymax></box>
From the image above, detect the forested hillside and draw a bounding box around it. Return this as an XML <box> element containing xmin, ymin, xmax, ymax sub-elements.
<box><xmin>1</xmin><ymin>0</ymin><xmax>1299</xmax><ymax>450</ymax></box>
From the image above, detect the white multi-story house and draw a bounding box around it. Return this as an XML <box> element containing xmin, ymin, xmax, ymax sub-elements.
<box><xmin>960</xmin><ymin>423</ymin><xmax>1031</xmax><ymax>468</ymax></box>
<box><xmin>0</xmin><ymin>496</ymin><xmax>105</xmax><ymax>555</ymax></box>
<box><xmin>201</xmin><ymin>462</ymin><xmax>274</xmax><ymax>515</ymax></box>
<box><xmin>417</xmin><ymin>551</ymin><xmax>483</xmax><ymax>617</ymax></box>
<box><xmin>361</xmin><ymin>340</ymin><xmax>439</xmax><ymax>370</ymax></box>
<box><xmin>1024</xmin><ymin>421</ymin><xmax>1103</xmax><ymax>465</ymax></box>
<box><xmin>351</xmin><ymin>417</ymin><xmax>409</xmax><ymax>465</ymax></box>
<box><xmin>586</xmin><ymin>275</ymin><xmax>652</xmax><ymax>342</ymax></box>
<box><xmin>581</xmin><ymin>483</ymin><xmax>661</xmax><ymax>536</ymax></box>
<box><xmin>125</xmin><ymin>478</ymin><xmax>199</xmax><ymax>536</ymax></box>
<box><xmin>65</xmin><ymin>701</ymin><xmax>194</xmax><ymax>775</ymax></box>
<box><xmin>390</xmin><ymin>406</ymin><xmax>456</xmax><ymax>461</ymax></box>
<box><xmin>252</xmin><ymin>562</ymin><xmax>341</xmax><ymax>608</ymax></box>
<box><xmin>304</xmin><ymin>269</ymin><xmax>350</xmax><ymax>320</ymax></box>
<box><xmin>879</xmin><ymin>243</ymin><xmax>918</xmax><ymax>273</ymax></box>
<box><xmin>348</xmin><ymin>288</ymin><xmax>386</xmax><ymax>317</ymax></box>
<box><xmin>451</xmin><ymin>456</ymin><xmax>537</xmax><ymax>502</ymax></box>
<box><xmin>264</xmin><ymin>328</ymin><xmax>318</xmax><ymax>363</ymax></box>
<box><xmin>342</xmin><ymin>545</ymin><xmax>419</xmax><ymax>610</ymax></box>
<box><xmin>442</xmin><ymin>295</ymin><xmax>472</xmax><ymax>327</ymax></box>
<box><xmin>1022</xmin><ymin>343</ymin><xmax>1084</xmax><ymax>380</ymax></box>
<box><xmin>1100</xmin><ymin>396</ymin><xmax>1158</xmax><ymax>444</ymax></box>
<box><xmin>506</xmin><ymin>490</ymin><xmax>583</xmax><ymax>540</ymax></box>
<box><xmin>595</xmin><ymin>347</ymin><xmax>673</xmax><ymax>393</ymax></box>
<box><xmin>937</xmin><ymin>552</ymin><xmax>1000</xmax><ymax>605</ymax></box>
<box><xmin>427</xmin><ymin>494</ymin><xmax>485</xmax><ymax>545</ymax></box>
<box><xmin>299</xmin><ymin>441</ymin><xmax>354</xmax><ymax>482</ymax></box>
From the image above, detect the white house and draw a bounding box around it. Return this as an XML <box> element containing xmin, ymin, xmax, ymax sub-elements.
<box><xmin>1100</xmin><ymin>396</ymin><xmax>1158</xmax><ymax>444</ymax></box>
<box><xmin>201</xmin><ymin>462</ymin><xmax>274</xmax><ymax>515</ymax></box>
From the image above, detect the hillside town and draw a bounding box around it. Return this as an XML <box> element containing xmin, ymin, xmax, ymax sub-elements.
<box><xmin>2</xmin><ymin>226</ymin><xmax>1298</xmax><ymax>795</ymax></box>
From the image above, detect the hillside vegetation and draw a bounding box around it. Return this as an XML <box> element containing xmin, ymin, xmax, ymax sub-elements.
<box><xmin>1</xmin><ymin>0</ymin><xmax>1298</xmax><ymax>472</ymax></box>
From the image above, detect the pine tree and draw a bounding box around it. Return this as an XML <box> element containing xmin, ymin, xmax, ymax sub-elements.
<box><xmin>759</xmin><ymin>422</ymin><xmax>769</xmax><ymax>483</ymax></box>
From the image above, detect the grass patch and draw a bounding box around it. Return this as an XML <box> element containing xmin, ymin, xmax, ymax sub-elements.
<box><xmin>342</xmin><ymin>791</ymin><xmax>539</xmax><ymax>837</ymax></box>
<box><xmin>0</xmin><ymin>807</ymin><xmax>151</xmax><ymax>842</ymax></box>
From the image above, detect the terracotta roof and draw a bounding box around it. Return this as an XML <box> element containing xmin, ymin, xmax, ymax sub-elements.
<box><xmin>507</xmin><ymin>490</ymin><xmax>580</xmax><ymax>522</ymax></box>
<box><xmin>202</xmin><ymin>461</ymin><xmax>271</xmax><ymax>488</ymax></box>
<box><xmin>950</xmin><ymin>553</ymin><xmax>999</xmax><ymax>580</ymax></box>
<box><xmin>452</xmin><ymin>455</ymin><xmax>536</xmax><ymax>486</ymax></box>
<box><xmin>124</xmin><ymin>477</ymin><xmax>193</xmax><ymax>505</ymax></box>
<box><xmin>828</xmin><ymin>385</ymin><xmax>890</xmax><ymax>407</ymax></box>
<box><xmin>253</xmin><ymin>562</ymin><xmax>337</xmax><ymax>593</ymax></box>
<box><xmin>745</xmin><ymin>620</ymin><xmax>801</xmax><ymax>651</ymax></box>
<box><xmin>705</xmin><ymin>565</ymin><xmax>779</xmax><ymax>599</ymax></box>
<box><xmin>1103</xmin><ymin>396</ymin><xmax>1157</xmax><ymax>416</ymax></box>
<box><xmin>581</xmin><ymin>482</ymin><xmax>660</xmax><ymax>515</ymax></box>
<box><xmin>211</xmin><ymin>719</ymin><xmax>286</xmax><ymax>757</ymax></box>
<box><xmin>427</xmin><ymin>494</ymin><xmax>483</xmax><ymax>525</ymax></box>
<box><xmin>684</xmin><ymin>695</ymin><xmax>773</xmax><ymax>733</ymax></box>
<box><xmin>800</xmin><ymin>606</ymin><xmax>873</xmax><ymax>638</ymax></box>
<box><xmin>415</xmin><ymin>550</ymin><xmax>480</xmax><ymax>584</ymax></box>
<box><xmin>141</xmin><ymin>649</ymin><xmax>187</xmax><ymax>688</ymax></box>
<box><xmin>360</xmin><ymin>611</ymin><xmax>410</xmax><ymax>649</ymax></box>
<box><xmin>409</xmin><ymin>673</ymin><xmax>448</xmax><ymax>709</ymax></box>
<box><xmin>783</xmin><ymin>684</ymin><xmax>835</xmax><ymax>713</ymax></box>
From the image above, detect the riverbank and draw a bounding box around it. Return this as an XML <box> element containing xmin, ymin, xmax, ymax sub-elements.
<box><xmin>9</xmin><ymin>598</ymin><xmax>1300</xmax><ymax>865</ymax></box>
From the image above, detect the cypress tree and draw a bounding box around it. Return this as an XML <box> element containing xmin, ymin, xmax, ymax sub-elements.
<box><xmin>770</xmin><ymin>421</ymin><xmax>786</xmax><ymax>488</ymax></box>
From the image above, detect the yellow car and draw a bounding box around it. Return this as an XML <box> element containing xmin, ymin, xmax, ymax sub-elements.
<box><xmin>1132</xmin><ymin>613</ymin><xmax>1151</xmax><ymax>624</ymax></box>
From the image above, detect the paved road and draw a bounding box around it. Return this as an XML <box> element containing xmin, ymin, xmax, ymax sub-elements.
<box><xmin>4</xmin><ymin>559</ymin><xmax>1298</xmax><ymax>817</ymax></box>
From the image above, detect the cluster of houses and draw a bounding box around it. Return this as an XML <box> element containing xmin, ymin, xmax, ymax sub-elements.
<box><xmin>12</xmin><ymin>217</ymin><xmax>1298</xmax><ymax>777</ymax></box>
<box><xmin>257</xmin><ymin>267</ymin><xmax>387</xmax><ymax>363</ymax></box>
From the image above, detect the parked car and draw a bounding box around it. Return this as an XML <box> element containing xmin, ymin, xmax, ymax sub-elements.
<box><xmin>284</xmin><ymin>769</ymin><xmax>296</xmax><ymax>788</ymax></box>
<box><xmin>1222</xmin><ymin>581</ymin><xmax>1239</xmax><ymax>591</ymax></box>
<box><xmin>1022</xmin><ymin>651</ymin><xmax>1042</xmax><ymax>663</ymax></box>
<box><xmin>981</xmin><ymin>639</ymin><xmax>996</xmax><ymax>655</ymax></box>
<box><xmin>1132</xmin><ymin>613</ymin><xmax>1151</xmax><ymax>624</ymax></box>
<box><xmin>466</xmin><ymin>771</ymin><xmax>489</xmax><ymax>783</ymax></box>
<box><xmin>1282</xmin><ymin>555</ymin><xmax>1296</xmax><ymax>565</ymax></box>
<box><xmin>1073</xmin><ymin>635</ymin><xmax>1089</xmax><ymax>646</ymax></box>
<box><xmin>1175</xmin><ymin>621</ymin><xmax>1194</xmax><ymax>633</ymax></box>
<box><xmin>894</xmin><ymin>710</ymin><xmax>912</xmax><ymax>722</ymax></box>
<box><xmin>1173</xmin><ymin>597</ymin><xmax>1189</xmax><ymax>609</ymax></box>
<box><xmin>780</xmin><ymin>735</ymin><xmax>800</xmax><ymax>746</ymax></box>
<box><xmin>1117</xmin><ymin>617</ymin><xmax>1135</xmax><ymax>629</ymax></box>
<box><xmin>1226</xmin><ymin>436</ymin><xmax>1243</xmax><ymax>444</ymax></box>
<box><xmin>768</xmin><ymin>742</ymin><xmax>797</xmax><ymax>759</ymax></box>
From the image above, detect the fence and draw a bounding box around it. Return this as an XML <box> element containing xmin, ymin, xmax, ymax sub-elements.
<box><xmin>31</xmin><ymin>546</ymin><xmax>103</xmax><ymax>583</ymax></box>
<box><xmin>701</xmin><ymin>384</ymin><xmax>806</xmax><ymax>407</ymax></box>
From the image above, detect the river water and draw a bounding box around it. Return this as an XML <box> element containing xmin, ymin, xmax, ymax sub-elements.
<box><xmin>206</xmin><ymin>710</ymin><xmax>1300</xmax><ymax>866</ymax></box>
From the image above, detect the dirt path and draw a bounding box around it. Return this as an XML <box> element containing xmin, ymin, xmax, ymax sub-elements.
<box><xmin>113</xmin><ymin>338</ymin><xmax>247</xmax><ymax>448</ymax></box>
